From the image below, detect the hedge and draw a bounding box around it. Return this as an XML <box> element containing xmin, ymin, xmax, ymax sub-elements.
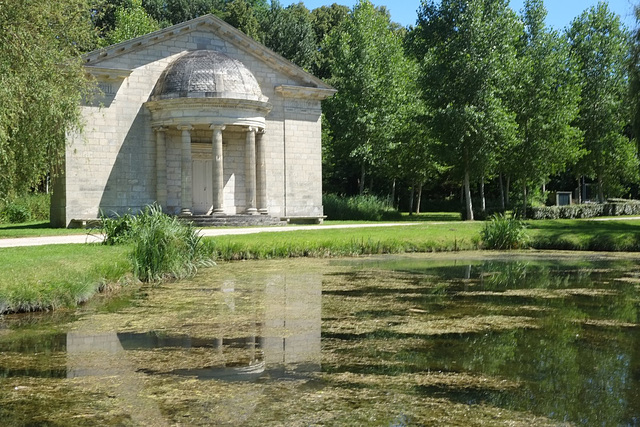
<box><xmin>529</xmin><ymin>201</ymin><xmax>640</xmax><ymax>220</ymax></box>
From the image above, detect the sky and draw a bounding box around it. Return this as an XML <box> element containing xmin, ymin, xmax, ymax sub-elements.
<box><xmin>291</xmin><ymin>0</ymin><xmax>638</xmax><ymax>30</ymax></box>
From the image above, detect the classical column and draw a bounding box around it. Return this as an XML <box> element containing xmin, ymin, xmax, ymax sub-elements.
<box><xmin>245</xmin><ymin>126</ymin><xmax>258</xmax><ymax>214</ymax></box>
<box><xmin>178</xmin><ymin>125</ymin><xmax>193</xmax><ymax>216</ymax></box>
<box><xmin>256</xmin><ymin>129</ymin><xmax>268</xmax><ymax>214</ymax></box>
<box><xmin>210</xmin><ymin>124</ymin><xmax>226</xmax><ymax>214</ymax></box>
<box><xmin>154</xmin><ymin>127</ymin><xmax>167</xmax><ymax>211</ymax></box>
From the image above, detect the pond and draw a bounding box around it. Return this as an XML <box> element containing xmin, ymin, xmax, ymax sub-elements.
<box><xmin>1</xmin><ymin>253</ymin><xmax>639</xmax><ymax>426</ymax></box>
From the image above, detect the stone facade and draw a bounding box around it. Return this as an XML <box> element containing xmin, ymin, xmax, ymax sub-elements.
<box><xmin>51</xmin><ymin>15</ymin><xmax>335</xmax><ymax>227</ymax></box>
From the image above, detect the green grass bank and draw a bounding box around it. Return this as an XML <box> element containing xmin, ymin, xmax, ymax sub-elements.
<box><xmin>3</xmin><ymin>216</ymin><xmax>640</xmax><ymax>313</ymax></box>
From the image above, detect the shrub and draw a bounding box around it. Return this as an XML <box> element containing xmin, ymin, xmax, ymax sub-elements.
<box><xmin>0</xmin><ymin>193</ymin><xmax>51</xmax><ymax>223</ymax></box>
<box><xmin>100</xmin><ymin>211</ymin><xmax>136</xmax><ymax>245</ymax></box>
<box><xmin>101</xmin><ymin>204</ymin><xmax>211</xmax><ymax>282</ymax></box>
<box><xmin>529</xmin><ymin>200</ymin><xmax>640</xmax><ymax>220</ymax></box>
<box><xmin>1</xmin><ymin>203</ymin><xmax>31</xmax><ymax>223</ymax></box>
<box><xmin>323</xmin><ymin>193</ymin><xmax>401</xmax><ymax>221</ymax></box>
<box><xmin>480</xmin><ymin>213</ymin><xmax>528</xmax><ymax>250</ymax></box>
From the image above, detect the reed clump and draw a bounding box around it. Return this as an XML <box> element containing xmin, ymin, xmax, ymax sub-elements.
<box><xmin>101</xmin><ymin>205</ymin><xmax>212</xmax><ymax>282</ymax></box>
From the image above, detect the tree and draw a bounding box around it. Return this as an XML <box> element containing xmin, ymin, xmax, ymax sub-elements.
<box><xmin>219</xmin><ymin>0</ymin><xmax>263</xmax><ymax>40</ymax></box>
<box><xmin>567</xmin><ymin>2</ymin><xmax>637</xmax><ymax>201</ymax></box>
<box><xmin>322</xmin><ymin>0</ymin><xmax>415</xmax><ymax>195</ymax></box>
<box><xmin>0</xmin><ymin>0</ymin><xmax>97</xmax><ymax>199</ymax></box>
<box><xmin>628</xmin><ymin>5</ymin><xmax>640</xmax><ymax>159</ymax></box>
<box><xmin>506</xmin><ymin>0</ymin><xmax>582</xmax><ymax>214</ymax></box>
<box><xmin>100</xmin><ymin>0</ymin><xmax>160</xmax><ymax>46</ymax></box>
<box><xmin>310</xmin><ymin>3</ymin><xmax>349</xmax><ymax>79</ymax></box>
<box><xmin>261</xmin><ymin>1</ymin><xmax>316</xmax><ymax>71</ymax></box>
<box><xmin>411</xmin><ymin>0</ymin><xmax>520</xmax><ymax>220</ymax></box>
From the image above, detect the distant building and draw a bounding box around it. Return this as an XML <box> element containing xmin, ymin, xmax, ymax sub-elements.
<box><xmin>51</xmin><ymin>14</ymin><xmax>335</xmax><ymax>227</ymax></box>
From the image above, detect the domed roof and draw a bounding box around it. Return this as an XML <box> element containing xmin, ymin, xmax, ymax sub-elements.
<box><xmin>151</xmin><ymin>50</ymin><xmax>266</xmax><ymax>102</ymax></box>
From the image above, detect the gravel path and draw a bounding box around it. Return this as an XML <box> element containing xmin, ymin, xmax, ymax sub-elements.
<box><xmin>0</xmin><ymin>223</ymin><xmax>422</xmax><ymax>248</ymax></box>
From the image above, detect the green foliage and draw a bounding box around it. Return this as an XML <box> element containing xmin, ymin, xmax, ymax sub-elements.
<box><xmin>99</xmin><ymin>0</ymin><xmax>160</xmax><ymax>46</ymax></box>
<box><xmin>506</xmin><ymin>0</ymin><xmax>582</xmax><ymax>214</ymax></box>
<box><xmin>323</xmin><ymin>194</ymin><xmax>401</xmax><ymax>221</ymax></box>
<box><xmin>323</xmin><ymin>0</ymin><xmax>417</xmax><ymax>195</ymax></box>
<box><xmin>0</xmin><ymin>0</ymin><xmax>97</xmax><ymax>199</ymax></box>
<box><xmin>101</xmin><ymin>205</ymin><xmax>211</xmax><ymax>282</ymax></box>
<box><xmin>529</xmin><ymin>201</ymin><xmax>640</xmax><ymax>220</ymax></box>
<box><xmin>411</xmin><ymin>0</ymin><xmax>520</xmax><ymax>220</ymax></box>
<box><xmin>260</xmin><ymin>1</ymin><xmax>316</xmax><ymax>71</ymax></box>
<box><xmin>567</xmin><ymin>3</ymin><xmax>637</xmax><ymax>201</ymax></box>
<box><xmin>480</xmin><ymin>213</ymin><xmax>528</xmax><ymax>250</ymax></box>
<box><xmin>1</xmin><ymin>203</ymin><xmax>31</xmax><ymax>224</ymax></box>
<box><xmin>0</xmin><ymin>193</ymin><xmax>51</xmax><ymax>224</ymax></box>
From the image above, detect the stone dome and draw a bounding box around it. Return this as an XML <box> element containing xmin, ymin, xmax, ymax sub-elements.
<box><xmin>151</xmin><ymin>50</ymin><xmax>266</xmax><ymax>102</ymax></box>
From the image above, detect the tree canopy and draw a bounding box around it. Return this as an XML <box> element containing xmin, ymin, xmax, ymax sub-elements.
<box><xmin>0</xmin><ymin>0</ymin><xmax>97</xmax><ymax>198</ymax></box>
<box><xmin>411</xmin><ymin>0</ymin><xmax>520</xmax><ymax>220</ymax></box>
<box><xmin>568</xmin><ymin>2</ymin><xmax>637</xmax><ymax>201</ymax></box>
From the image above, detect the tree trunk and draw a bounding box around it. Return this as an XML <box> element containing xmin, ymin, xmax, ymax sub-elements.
<box><xmin>505</xmin><ymin>176</ymin><xmax>510</xmax><ymax>207</ymax></box>
<box><xmin>391</xmin><ymin>178</ymin><xmax>396</xmax><ymax>209</ymax></box>
<box><xmin>499</xmin><ymin>173</ymin><xmax>505</xmax><ymax>210</ymax></box>
<box><xmin>464</xmin><ymin>169</ymin><xmax>474</xmax><ymax>221</ymax></box>
<box><xmin>597</xmin><ymin>174</ymin><xmax>604</xmax><ymax>203</ymax></box>
<box><xmin>408</xmin><ymin>184</ymin><xmax>414</xmax><ymax>215</ymax></box>
<box><xmin>522</xmin><ymin>183</ymin><xmax>528</xmax><ymax>219</ymax></box>
<box><xmin>358</xmin><ymin>163</ymin><xmax>366</xmax><ymax>195</ymax></box>
<box><xmin>416</xmin><ymin>182</ymin><xmax>423</xmax><ymax>214</ymax></box>
<box><xmin>480</xmin><ymin>175</ymin><xmax>486</xmax><ymax>213</ymax></box>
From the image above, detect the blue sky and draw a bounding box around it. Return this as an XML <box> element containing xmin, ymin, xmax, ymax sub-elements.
<box><xmin>291</xmin><ymin>0</ymin><xmax>637</xmax><ymax>30</ymax></box>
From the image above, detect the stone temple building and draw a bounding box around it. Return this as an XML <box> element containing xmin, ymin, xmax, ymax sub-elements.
<box><xmin>51</xmin><ymin>14</ymin><xmax>335</xmax><ymax>228</ymax></box>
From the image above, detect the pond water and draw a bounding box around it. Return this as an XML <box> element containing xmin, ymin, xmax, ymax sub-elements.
<box><xmin>1</xmin><ymin>253</ymin><xmax>639</xmax><ymax>426</ymax></box>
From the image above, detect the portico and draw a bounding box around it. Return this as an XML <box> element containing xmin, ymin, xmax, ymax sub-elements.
<box><xmin>146</xmin><ymin>50</ymin><xmax>272</xmax><ymax>217</ymax></box>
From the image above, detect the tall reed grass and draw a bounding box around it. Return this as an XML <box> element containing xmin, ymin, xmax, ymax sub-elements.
<box><xmin>101</xmin><ymin>205</ymin><xmax>212</xmax><ymax>282</ymax></box>
<box><xmin>481</xmin><ymin>213</ymin><xmax>529</xmax><ymax>250</ymax></box>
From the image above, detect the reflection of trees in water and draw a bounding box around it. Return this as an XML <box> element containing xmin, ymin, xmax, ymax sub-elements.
<box><xmin>331</xmin><ymin>258</ymin><xmax>640</xmax><ymax>425</ymax></box>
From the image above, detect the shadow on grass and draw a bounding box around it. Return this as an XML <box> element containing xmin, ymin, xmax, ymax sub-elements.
<box><xmin>527</xmin><ymin>219</ymin><xmax>640</xmax><ymax>251</ymax></box>
<box><xmin>400</xmin><ymin>212</ymin><xmax>462</xmax><ymax>222</ymax></box>
<box><xmin>0</xmin><ymin>221</ymin><xmax>52</xmax><ymax>230</ymax></box>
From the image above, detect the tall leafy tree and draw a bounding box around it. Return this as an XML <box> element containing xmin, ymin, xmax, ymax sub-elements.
<box><xmin>100</xmin><ymin>0</ymin><xmax>160</xmax><ymax>46</ymax></box>
<box><xmin>506</xmin><ymin>0</ymin><xmax>582</xmax><ymax>214</ymax></box>
<box><xmin>322</xmin><ymin>0</ymin><xmax>415</xmax><ymax>195</ymax></box>
<box><xmin>628</xmin><ymin>5</ymin><xmax>640</xmax><ymax>156</ymax></box>
<box><xmin>0</xmin><ymin>0</ymin><xmax>97</xmax><ymax>198</ymax></box>
<box><xmin>310</xmin><ymin>3</ymin><xmax>349</xmax><ymax>79</ymax></box>
<box><xmin>261</xmin><ymin>1</ymin><xmax>316</xmax><ymax>71</ymax></box>
<box><xmin>411</xmin><ymin>0</ymin><xmax>520</xmax><ymax>220</ymax></box>
<box><xmin>219</xmin><ymin>0</ymin><xmax>263</xmax><ymax>40</ymax></box>
<box><xmin>567</xmin><ymin>2</ymin><xmax>637</xmax><ymax>201</ymax></box>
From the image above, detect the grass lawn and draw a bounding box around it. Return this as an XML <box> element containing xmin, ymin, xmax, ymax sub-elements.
<box><xmin>0</xmin><ymin>244</ymin><xmax>131</xmax><ymax>313</ymax></box>
<box><xmin>3</xmin><ymin>215</ymin><xmax>640</xmax><ymax>313</ymax></box>
<box><xmin>0</xmin><ymin>221</ymin><xmax>92</xmax><ymax>238</ymax></box>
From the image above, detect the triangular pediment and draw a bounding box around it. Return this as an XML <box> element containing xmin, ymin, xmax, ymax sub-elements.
<box><xmin>83</xmin><ymin>14</ymin><xmax>334</xmax><ymax>91</ymax></box>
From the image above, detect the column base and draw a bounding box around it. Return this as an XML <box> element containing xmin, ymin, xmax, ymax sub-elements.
<box><xmin>180</xmin><ymin>209</ymin><xmax>193</xmax><ymax>216</ymax></box>
<box><xmin>245</xmin><ymin>208</ymin><xmax>259</xmax><ymax>215</ymax></box>
<box><xmin>258</xmin><ymin>208</ymin><xmax>268</xmax><ymax>215</ymax></box>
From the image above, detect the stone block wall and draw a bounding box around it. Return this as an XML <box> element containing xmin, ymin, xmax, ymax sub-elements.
<box><xmin>52</xmin><ymin>21</ymin><xmax>328</xmax><ymax>226</ymax></box>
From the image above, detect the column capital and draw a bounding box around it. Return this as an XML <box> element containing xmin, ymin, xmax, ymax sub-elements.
<box><xmin>210</xmin><ymin>124</ymin><xmax>226</xmax><ymax>131</ymax></box>
<box><xmin>247</xmin><ymin>126</ymin><xmax>258</xmax><ymax>134</ymax></box>
<box><xmin>153</xmin><ymin>126</ymin><xmax>168</xmax><ymax>133</ymax></box>
<box><xmin>177</xmin><ymin>125</ymin><xmax>193</xmax><ymax>131</ymax></box>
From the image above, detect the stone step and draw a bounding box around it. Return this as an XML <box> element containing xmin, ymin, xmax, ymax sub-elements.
<box><xmin>180</xmin><ymin>214</ymin><xmax>287</xmax><ymax>227</ymax></box>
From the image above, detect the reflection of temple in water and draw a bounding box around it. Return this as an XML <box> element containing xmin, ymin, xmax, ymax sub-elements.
<box><xmin>66</xmin><ymin>272</ymin><xmax>322</xmax><ymax>381</ymax></box>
